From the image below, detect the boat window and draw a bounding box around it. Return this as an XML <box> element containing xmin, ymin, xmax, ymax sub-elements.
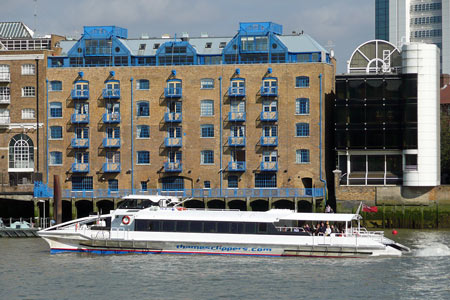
<box><xmin>162</xmin><ymin>220</ymin><xmax>175</xmax><ymax>232</ymax></box>
<box><xmin>258</xmin><ymin>223</ymin><xmax>268</xmax><ymax>233</ymax></box>
<box><xmin>149</xmin><ymin>221</ymin><xmax>160</xmax><ymax>231</ymax></box>
<box><xmin>190</xmin><ymin>221</ymin><xmax>203</xmax><ymax>232</ymax></box>
<box><xmin>244</xmin><ymin>222</ymin><xmax>257</xmax><ymax>234</ymax></box>
<box><xmin>204</xmin><ymin>221</ymin><xmax>216</xmax><ymax>233</ymax></box>
<box><xmin>217</xmin><ymin>222</ymin><xmax>231</xmax><ymax>233</ymax></box>
<box><xmin>117</xmin><ymin>199</ymin><xmax>158</xmax><ymax>209</ymax></box>
<box><xmin>176</xmin><ymin>221</ymin><xmax>189</xmax><ymax>232</ymax></box>
<box><xmin>230</xmin><ymin>222</ymin><xmax>244</xmax><ymax>233</ymax></box>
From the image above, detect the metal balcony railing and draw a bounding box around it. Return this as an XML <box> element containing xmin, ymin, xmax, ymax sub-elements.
<box><xmin>164</xmin><ymin>162</ymin><xmax>183</xmax><ymax>172</ymax></box>
<box><xmin>260</xmin><ymin>136</ymin><xmax>278</xmax><ymax>147</ymax></box>
<box><xmin>260</xmin><ymin>86</ymin><xmax>278</xmax><ymax>97</ymax></box>
<box><xmin>71</xmin><ymin>138</ymin><xmax>89</xmax><ymax>148</ymax></box>
<box><xmin>102</xmin><ymin>113</ymin><xmax>121</xmax><ymax>123</ymax></box>
<box><xmin>164</xmin><ymin>112</ymin><xmax>182</xmax><ymax>122</ymax></box>
<box><xmin>102</xmin><ymin>138</ymin><xmax>121</xmax><ymax>148</ymax></box>
<box><xmin>72</xmin><ymin>163</ymin><xmax>89</xmax><ymax>173</ymax></box>
<box><xmin>260</xmin><ymin>111</ymin><xmax>278</xmax><ymax>122</ymax></box>
<box><xmin>228</xmin><ymin>112</ymin><xmax>246</xmax><ymax>122</ymax></box>
<box><xmin>102</xmin><ymin>162</ymin><xmax>121</xmax><ymax>173</ymax></box>
<box><xmin>164</xmin><ymin>87</ymin><xmax>182</xmax><ymax>98</ymax></box>
<box><xmin>228</xmin><ymin>136</ymin><xmax>246</xmax><ymax>147</ymax></box>
<box><xmin>71</xmin><ymin>89</ymin><xmax>89</xmax><ymax>100</ymax></box>
<box><xmin>164</xmin><ymin>137</ymin><xmax>182</xmax><ymax>147</ymax></box>
<box><xmin>228</xmin><ymin>161</ymin><xmax>246</xmax><ymax>172</ymax></box>
<box><xmin>102</xmin><ymin>88</ymin><xmax>120</xmax><ymax>99</ymax></box>
<box><xmin>71</xmin><ymin>113</ymin><xmax>89</xmax><ymax>124</ymax></box>
<box><xmin>228</xmin><ymin>87</ymin><xmax>245</xmax><ymax>97</ymax></box>
<box><xmin>260</xmin><ymin>161</ymin><xmax>278</xmax><ymax>171</ymax></box>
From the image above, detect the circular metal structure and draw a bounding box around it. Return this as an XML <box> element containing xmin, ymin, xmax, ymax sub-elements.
<box><xmin>347</xmin><ymin>40</ymin><xmax>401</xmax><ymax>74</ymax></box>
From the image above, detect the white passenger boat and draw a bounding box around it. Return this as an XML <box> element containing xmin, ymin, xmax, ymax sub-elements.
<box><xmin>38</xmin><ymin>195</ymin><xmax>410</xmax><ymax>257</ymax></box>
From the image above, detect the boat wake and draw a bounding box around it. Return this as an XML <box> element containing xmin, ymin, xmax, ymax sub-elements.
<box><xmin>414</xmin><ymin>243</ymin><xmax>450</xmax><ymax>257</ymax></box>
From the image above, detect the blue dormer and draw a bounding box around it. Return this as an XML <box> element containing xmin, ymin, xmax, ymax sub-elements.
<box><xmin>156</xmin><ymin>41</ymin><xmax>197</xmax><ymax>66</ymax></box>
<box><xmin>239</xmin><ymin>22</ymin><xmax>282</xmax><ymax>36</ymax></box>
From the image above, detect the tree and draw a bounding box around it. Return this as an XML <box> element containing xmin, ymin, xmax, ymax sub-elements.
<box><xmin>441</xmin><ymin>109</ymin><xmax>450</xmax><ymax>183</ymax></box>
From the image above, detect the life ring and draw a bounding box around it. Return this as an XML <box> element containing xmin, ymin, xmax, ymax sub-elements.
<box><xmin>177</xmin><ymin>207</ymin><xmax>186</xmax><ymax>211</ymax></box>
<box><xmin>122</xmin><ymin>216</ymin><xmax>131</xmax><ymax>225</ymax></box>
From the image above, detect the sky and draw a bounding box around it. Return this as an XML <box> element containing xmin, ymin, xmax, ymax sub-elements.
<box><xmin>1</xmin><ymin>0</ymin><xmax>375</xmax><ymax>73</ymax></box>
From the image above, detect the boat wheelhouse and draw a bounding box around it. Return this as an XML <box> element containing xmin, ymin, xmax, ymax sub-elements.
<box><xmin>38</xmin><ymin>195</ymin><xmax>410</xmax><ymax>257</ymax></box>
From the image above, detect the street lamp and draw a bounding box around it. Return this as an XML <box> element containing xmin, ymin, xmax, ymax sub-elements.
<box><xmin>38</xmin><ymin>200</ymin><xmax>45</xmax><ymax>229</ymax></box>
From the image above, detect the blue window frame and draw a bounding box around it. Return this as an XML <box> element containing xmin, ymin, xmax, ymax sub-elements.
<box><xmin>200</xmin><ymin>100</ymin><xmax>214</xmax><ymax>116</ymax></box>
<box><xmin>137</xmin><ymin>125</ymin><xmax>150</xmax><ymax>138</ymax></box>
<box><xmin>108</xmin><ymin>179</ymin><xmax>118</xmax><ymax>191</ymax></box>
<box><xmin>296</xmin><ymin>149</ymin><xmax>310</xmax><ymax>163</ymax></box>
<box><xmin>49</xmin><ymin>151</ymin><xmax>62</xmax><ymax>165</ymax></box>
<box><xmin>296</xmin><ymin>123</ymin><xmax>310</xmax><ymax>137</ymax></box>
<box><xmin>204</xmin><ymin>181</ymin><xmax>211</xmax><ymax>188</ymax></box>
<box><xmin>162</xmin><ymin>176</ymin><xmax>184</xmax><ymax>191</ymax></box>
<box><xmin>137</xmin><ymin>101</ymin><xmax>149</xmax><ymax>117</ymax></box>
<box><xmin>228</xmin><ymin>175</ymin><xmax>238</xmax><ymax>188</ymax></box>
<box><xmin>49</xmin><ymin>80</ymin><xmax>62</xmax><ymax>91</ymax></box>
<box><xmin>141</xmin><ymin>181</ymin><xmax>148</xmax><ymax>191</ymax></box>
<box><xmin>201</xmin><ymin>124</ymin><xmax>214</xmax><ymax>138</ymax></box>
<box><xmin>106</xmin><ymin>127</ymin><xmax>120</xmax><ymax>138</ymax></box>
<box><xmin>71</xmin><ymin>176</ymin><xmax>93</xmax><ymax>191</ymax></box>
<box><xmin>296</xmin><ymin>76</ymin><xmax>310</xmax><ymax>88</ymax></box>
<box><xmin>49</xmin><ymin>102</ymin><xmax>62</xmax><ymax>118</ymax></box>
<box><xmin>50</xmin><ymin>126</ymin><xmax>63</xmax><ymax>139</ymax></box>
<box><xmin>200</xmin><ymin>78</ymin><xmax>214</xmax><ymax>89</ymax></box>
<box><xmin>201</xmin><ymin>150</ymin><xmax>214</xmax><ymax>164</ymax></box>
<box><xmin>137</xmin><ymin>151</ymin><xmax>150</xmax><ymax>164</ymax></box>
<box><xmin>255</xmin><ymin>173</ymin><xmax>277</xmax><ymax>188</ymax></box>
<box><xmin>137</xmin><ymin>79</ymin><xmax>149</xmax><ymax>90</ymax></box>
<box><xmin>296</xmin><ymin>98</ymin><xmax>310</xmax><ymax>115</ymax></box>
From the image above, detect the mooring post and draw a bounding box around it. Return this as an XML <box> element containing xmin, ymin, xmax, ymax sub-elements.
<box><xmin>53</xmin><ymin>175</ymin><xmax>62</xmax><ymax>224</ymax></box>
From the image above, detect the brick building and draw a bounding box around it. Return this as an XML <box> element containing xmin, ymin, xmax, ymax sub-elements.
<box><xmin>7</xmin><ymin>22</ymin><xmax>335</xmax><ymax>220</ymax></box>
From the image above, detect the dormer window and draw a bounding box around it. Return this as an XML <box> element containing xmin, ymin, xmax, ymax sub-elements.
<box><xmin>153</xmin><ymin>43</ymin><xmax>160</xmax><ymax>49</ymax></box>
<box><xmin>205</xmin><ymin>42</ymin><xmax>212</xmax><ymax>48</ymax></box>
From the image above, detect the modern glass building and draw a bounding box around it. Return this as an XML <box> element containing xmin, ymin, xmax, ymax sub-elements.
<box><xmin>375</xmin><ymin>0</ymin><xmax>390</xmax><ymax>40</ymax></box>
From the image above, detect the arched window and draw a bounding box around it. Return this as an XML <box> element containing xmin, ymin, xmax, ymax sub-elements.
<box><xmin>295</xmin><ymin>76</ymin><xmax>310</xmax><ymax>88</ymax></box>
<box><xmin>137</xmin><ymin>101</ymin><xmax>150</xmax><ymax>117</ymax></box>
<box><xmin>9</xmin><ymin>134</ymin><xmax>34</xmax><ymax>169</ymax></box>
<box><xmin>137</xmin><ymin>79</ymin><xmax>149</xmax><ymax>90</ymax></box>
<box><xmin>200</xmin><ymin>78</ymin><xmax>214</xmax><ymax>89</ymax></box>
<box><xmin>49</xmin><ymin>80</ymin><xmax>62</xmax><ymax>91</ymax></box>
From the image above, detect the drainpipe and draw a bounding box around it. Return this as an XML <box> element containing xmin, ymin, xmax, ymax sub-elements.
<box><xmin>35</xmin><ymin>58</ymin><xmax>39</xmax><ymax>172</ymax></box>
<box><xmin>219</xmin><ymin>76</ymin><xmax>223</xmax><ymax>195</ymax></box>
<box><xmin>130</xmin><ymin>77</ymin><xmax>134</xmax><ymax>191</ymax></box>
<box><xmin>319</xmin><ymin>73</ymin><xmax>327</xmax><ymax>204</ymax></box>
<box><xmin>46</xmin><ymin>79</ymin><xmax>49</xmax><ymax>184</ymax></box>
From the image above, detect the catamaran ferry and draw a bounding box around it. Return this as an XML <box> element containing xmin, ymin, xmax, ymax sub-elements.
<box><xmin>38</xmin><ymin>195</ymin><xmax>410</xmax><ymax>258</ymax></box>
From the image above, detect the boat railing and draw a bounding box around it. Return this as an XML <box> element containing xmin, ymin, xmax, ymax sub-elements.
<box><xmin>111</xmin><ymin>227</ymin><xmax>127</xmax><ymax>240</ymax></box>
<box><xmin>275</xmin><ymin>226</ymin><xmax>305</xmax><ymax>233</ymax></box>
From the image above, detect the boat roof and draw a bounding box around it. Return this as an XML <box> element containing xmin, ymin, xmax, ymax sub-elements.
<box><xmin>122</xmin><ymin>194</ymin><xmax>180</xmax><ymax>202</ymax></box>
<box><xmin>134</xmin><ymin>209</ymin><xmax>359</xmax><ymax>223</ymax></box>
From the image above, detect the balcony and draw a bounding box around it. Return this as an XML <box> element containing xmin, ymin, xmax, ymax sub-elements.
<box><xmin>102</xmin><ymin>138</ymin><xmax>121</xmax><ymax>148</ymax></box>
<box><xmin>102</xmin><ymin>88</ymin><xmax>120</xmax><ymax>99</ymax></box>
<box><xmin>260</xmin><ymin>86</ymin><xmax>278</xmax><ymax>97</ymax></box>
<box><xmin>260</xmin><ymin>161</ymin><xmax>278</xmax><ymax>171</ymax></box>
<box><xmin>164</xmin><ymin>112</ymin><xmax>182</xmax><ymax>123</ymax></box>
<box><xmin>0</xmin><ymin>95</ymin><xmax>10</xmax><ymax>104</ymax></box>
<box><xmin>72</xmin><ymin>162</ymin><xmax>89</xmax><ymax>173</ymax></box>
<box><xmin>0</xmin><ymin>72</ymin><xmax>10</xmax><ymax>82</ymax></box>
<box><xmin>71</xmin><ymin>113</ymin><xmax>89</xmax><ymax>124</ymax></box>
<box><xmin>260</xmin><ymin>136</ymin><xmax>278</xmax><ymax>147</ymax></box>
<box><xmin>102</xmin><ymin>162</ymin><xmax>121</xmax><ymax>173</ymax></box>
<box><xmin>102</xmin><ymin>113</ymin><xmax>121</xmax><ymax>123</ymax></box>
<box><xmin>71</xmin><ymin>138</ymin><xmax>89</xmax><ymax>148</ymax></box>
<box><xmin>164</xmin><ymin>87</ymin><xmax>182</xmax><ymax>98</ymax></box>
<box><xmin>228</xmin><ymin>136</ymin><xmax>246</xmax><ymax>147</ymax></box>
<box><xmin>71</xmin><ymin>89</ymin><xmax>89</xmax><ymax>100</ymax></box>
<box><xmin>228</xmin><ymin>112</ymin><xmax>246</xmax><ymax>122</ymax></box>
<box><xmin>260</xmin><ymin>111</ymin><xmax>278</xmax><ymax>122</ymax></box>
<box><xmin>228</xmin><ymin>87</ymin><xmax>245</xmax><ymax>97</ymax></box>
<box><xmin>164</xmin><ymin>162</ymin><xmax>183</xmax><ymax>172</ymax></box>
<box><xmin>164</xmin><ymin>137</ymin><xmax>182</xmax><ymax>147</ymax></box>
<box><xmin>228</xmin><ymin>161</ymin><xmax>246</xmax><ymax>172</ymax></box>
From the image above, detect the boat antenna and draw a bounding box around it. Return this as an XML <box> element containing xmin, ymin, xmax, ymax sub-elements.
<box><xmin>355</xmin><ymin>202</ymin><xmax>363</xmax><ymax>215</ymax></box>
<box><xmin>173</xmin><ymin>197</ymin><xmax>193</xmax><ymax>207</ymax></box>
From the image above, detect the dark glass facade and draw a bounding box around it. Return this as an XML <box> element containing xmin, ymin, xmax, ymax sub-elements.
<box><xmin>375</xmin><ymin>0</ymin><xmax>389</xmax><ymax>41</ymax></box>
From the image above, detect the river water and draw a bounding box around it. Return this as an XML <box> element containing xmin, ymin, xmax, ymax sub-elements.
<box><xmin>1</xmin><ymin>230</ymin><xmax>450</xmax><ymax>300</ymax></box>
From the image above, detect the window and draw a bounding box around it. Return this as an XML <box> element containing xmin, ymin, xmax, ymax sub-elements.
<box><xmin>204</xmin><ymin>181</ymin><xmax>211</xmax><ymax>188</ymax></box>
<box><xmin>137</xmin><ymin>79</ymin><xmax>149</xmax><ymax>90</ymax></box>
<box><xmin>50</xmin><ymin>126</ymin><xmax>63</xmax><ymax>140</ymax></box>
<box><xmin>296</xmin><ymin>123</ymin><xmax>310</xmax><ymax>137</ymax></box>
<box><xmin>263</xmin><ymin>125</ymin><xmax>277</xmax><ymax>137</ymax></box>
<box><xmin>108</xmin><ymin>179</ymin><xmax>118</xmax><ymax>191</ymax></box>
<box><xmin>228</xmin><ymin>175</ymin><xmax>238</xmax><ymax>188</ymax></box>
<box><xmin>201</xmin><ymin>150</ymin><xmax>214</xmax><ymax>164</ymax></box>
<box><xmin>405</xmin><ymin>154</ymin><xmax>418</xmax><ymax>171</ymax></box>
<box><xmin>201</xmin><ymin>124</ymin><xmax>214</xmax><ymax>138</ymax></box>
<box><xmin>296</xmin><ymin>149</ymin><xmax>310</xmax><ymax>163</ymax></box>
<box><xmin>205</xmin><ymin>42</ymin><xmax>212</xmax><ymax>48</ymax></box>
<box><xmin>49</xmin><ymin>80</ymin><xmax>62</xmax><ymax>91</ymax></box>
<box><xmin>255</xmin><ymin>173</ymin><xmax>277</xmax><ymax>188</ymax></box>
<box><xmin>262</xmin><ymin>150</ymin><xmax>277</xmax><ymax>162</ymax></box>
<box><xmin>49</xmin><ymin>151</ymin><xmax>63</xmax><ymax>165</ymax></box>
<box><xmin>71</xmin><ymin>176</ymin><xmax>93</xmax><ymax>191</ymax></box>
<box><xmin>296</xmin><ymin>76</ymin><xmax>310</xmax><ymax>88</ymax></box>
<box><xmin>231</xmin><ymin>125</ymin><xmax>245</xmax><ymax>137</ymax></box>
<box><xmin>137</xmin><ymin>101</ymin><xmax>149</xmax><ymax>117</ymax></box>
<box><xmin>137</xmin><ymin>125</ymin><xmax>150</xmax><ymax>138</ymax></box>
<box><xmin>21</xmin><ymin>64</ymin><xmax>35</xmax><ymax>75</ymax></box>
<box><xmin>153</xmin><ymin>43</ymin><xmax>160</xmax><ymax>49</ymax></box>
<box><xmin>141</xmin><ymin>181</ymin><xmax>148</xmax><ymax>191</ymax></box>
<box><xmin>106</xmin><ymin>127</ymin><xmax>120</xmax><ymax>138</ymax></box>
<box><xmin>22</xmin><ymin>86</ymin><xmax>35</xmax><ymax>97</ymax></box>
<box><xmin>137</xmin><ymin>151</ymin><xmax>150</xmax><ymax>165</ymax></box>
<box><xmin>200</xmin><ymin>100</ymin><xmax>214</xmax><ymax>116</ymax></box>
<box><xmin>9</xmin><ymin>134</ymin><xmax>34</xmax><ymax>169</ymax></box>
<box><xmin>262</xmin><ymin>100</ymin><xmax>277</xmax><ymax>112</ymax></box>
<box><xmin>139</xmin><ymin>44</ymin><xmax>146</xmax><ymax>51</ymax></box>
<box><xmin>21</xmin><ymin>108</ymin><xmax>35</xmax><ymax>119</ymax></box>
<box><xmin>295</xmin><ymin>98</ymin><xmax>310</xmax><ymax>115</ymax></box>
<box><xmin>200</xmin><ymin>78</ymin><xmax>214</xmax><ymax>89</ymax></box>
<box><xmin>0</xmin><ymin>86</ymin><xmax>10</xmax><ymax>102</ymax></box>
<box><xmin>219</xmin><ymin>42</ymin><xmax>227</xmax><ymax>48</ymax></box>
<box><xmin>0</xmin><ymin>65</ymin><xmax>10</xmax><ymax>81</ymax></box>
<box><xmin>49</xmin><ymin>102</ymin><xmax>62</xmax><ymax>118</ymax></box>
